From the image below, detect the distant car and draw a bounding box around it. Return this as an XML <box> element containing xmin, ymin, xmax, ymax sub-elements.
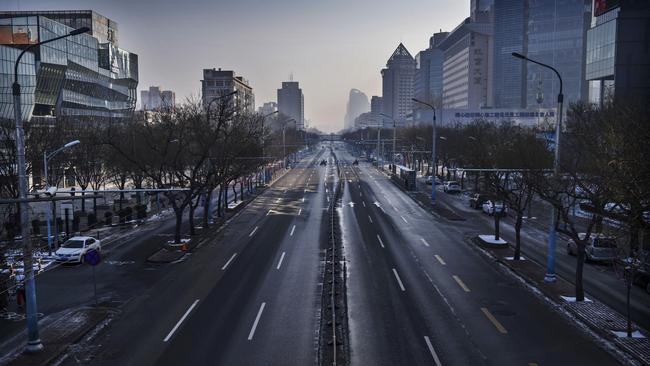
<box><xmin>55</xmin><ymin>236</ymin><xmax>101</xmax><ymax>264</ymax></box>
<box><xmin>566</xmin><ymin>233</ymin><xmax>617</xmax><ymax>262</ymax></box>
<box><xmin>443</xmin><ymin>181</ymin><xmax>461</xmax><ymax>193</ymax></box>
<box><xmin>352</xmin><ymin>159</ymin><xmax>359</xmax><ymax>165</ymax></box>
<box><xmin>320</xmin><ymin>159</ymin><xmax>327</xmax><ymax>166</ymax></box>
<box><xmin>470</xmin><ymin>193</ymin><xmax>492</xmax><ymax>209</ymax></box>
<box><xmin>425</xmin><ymin>175</ymin><xmax>433</xmax><ymax>185</ymax></box>
<box><xmin>482</xmin><ymin>200</ymin><xmax>508</xmax><ymax>216</ymax></box>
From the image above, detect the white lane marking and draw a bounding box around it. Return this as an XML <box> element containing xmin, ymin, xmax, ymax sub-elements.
<box><xmin>359</xmin><ymin>191</ymin><xmax>363</xmax><ymax>197</ymax></box>
<box><xmin>380</xmin><ymin>207</ymin><xmax>386</xmax><ymax>214</ymax></box>
<box><xmin>248</xmin><ymin>302</ymin><xmax>266</xmax><ymax>340</ymax></box>
<box><xmin>392</xmin><ymin>268</ymin><xmax>406</xmax><ymax>292</ymax></box>
<box><xmin>221</xmin><ymin>253</ymin><xmax>237</xmax><ymax>270</ymax></box>
<box><xmin>275</xmin><ymin>198</ymin><xmax>281</xmax><ymax>203</ymax></box>
<box><xmin>420</xmin><ymin>238</ymin><xmax>430</xmax><ymax>247</ymax></box>
<box><xmin>424</xmin><ymin>336</ymin><xmax>443</xmax><ymax>366</ymax></box>
<box><xmin>290</xmin><ymin>225</ymin><xmax>296</xmax><ymax>236</ymax></box>
<box><xmin>302</xmin><ymin>197</ymin><xmax>305</xmax><ymax>202</ymax></box>
<box><xmin>276</xmin><ymin>252</ymin><xmax>286</xmax><ymax>270</ymax></box>
<box><xmin>377</xmin><ymin>234</ymin><xmax>385</xmax><ymax>248</ymax></box>
<box><xmin>362</xmin><ymin>201</ymin><xmax>366</xmax><ymax>207</ymax></box>
<box><xmin>368</xmin><ymin>215</ymin><xmax>373</xmax><ymax>223</ymax></box>
<box><xmin>435</xmin><ymin>255</ymin><xmax>446</xmax><ymax>265</ymax></box>
<box><xmin>327</xmin><ymin>196</ymin><xmax>330</xmax><ymax>202</ymax></box>
<box><xmin>400</xmin><ymin>215</ymin><xmax>408</xmax><ymax>223</ymax></box>
<box><xmin>249</xmin><ymin>226</ymin><xmax>258</xmax><ymax>237</ymax></box>
<box><xmin>298</xmin><ymin>208</ymin><xmax>302</xmax><ymax>215</ymax></box>
<box><xmin>163</xmin><ymin>299</ymin><xmax>200</xmax><ymax>342</ymax></box>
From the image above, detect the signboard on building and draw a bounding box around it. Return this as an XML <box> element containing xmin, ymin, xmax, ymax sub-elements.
<box><xmin>594</xmin><ymin>0</ymin><xmax>620</xmax><ymax>17</ymax></box>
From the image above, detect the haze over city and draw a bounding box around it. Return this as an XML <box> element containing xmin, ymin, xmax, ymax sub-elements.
<box><xmin>7</xmin><ymin>0</ymin><xmax>468</xmax><ymax>132</ymax></box>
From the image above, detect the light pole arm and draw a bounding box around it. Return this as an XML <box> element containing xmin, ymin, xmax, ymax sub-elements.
<box><xmin>511</xmin><ymin>52</ymin><xmax>563</xmax><ymax>101</ymax></box>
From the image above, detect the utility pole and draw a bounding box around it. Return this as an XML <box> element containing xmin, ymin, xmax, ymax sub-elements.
<box><xmin>412</xmin><ymin>98</ymin><xmax>437</xmax><ymax>205</ymax></box>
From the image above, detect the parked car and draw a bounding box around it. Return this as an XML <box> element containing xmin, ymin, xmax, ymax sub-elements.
<box><xmin>320</xmin><ymin>159</ymin><xmax>327</xmax><ymax>166</ymax></box>
<box><xmin>54</xmin><ymin>236</ymin><xmax>101</xmax><ymax>264</ymax></box>
<box><xmin>482</xmin><ymin>200</ymin><xmax>509</xmax><ymax>215</ymax></box>
<box><xmin>352</xmin><ymin>159</ymin><xmax>359</xmax><ymax>165</ymax></box>
<box><xmin>566</xmin><ymin>233</ymin><xmax>617</xmax><ymax>262</ymax></box>
<box><xmin>443</xmin><ymin>181</ymin><xmax>461</xmax><ymax>193</ymax></box>
<box><xmin>469</xmin><ymin>193</ymin><xmax>492</xmax><ymax>209</ymax></box>
<box><xmin>425</xmin><ymin>175</ymin><xmax>433</xmax><ymax>185</ymax></box>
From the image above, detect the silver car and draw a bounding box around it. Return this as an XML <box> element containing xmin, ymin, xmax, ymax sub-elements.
<box><xmin>567</xmin><ymin>233</ymin><xmax>617</xmax><ymax>262</ymax></box>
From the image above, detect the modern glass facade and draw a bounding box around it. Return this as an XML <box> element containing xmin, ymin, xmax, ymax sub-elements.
<box><xmin>492</xmin><ymin>0</ymin><xmax>528</xmax><ymax>108</ymax></box>
<box><xmin>0</xmin><ymin>45</ymin><xmax>36</xmax><ymax>121</ymax></box>
<box><xmin>585</xmin><ymin>7</ymin><xmax>619</xmax><ymax>105</ymax></box>
<box><xmin>525</xmin><ymin>0</ymin><xmax>591</xmax><ymax>109</ymax></box>
<box><xmin>0</xmin><ymin>12</ymin><xmax>138</xmax><ymax>122</ymax></box>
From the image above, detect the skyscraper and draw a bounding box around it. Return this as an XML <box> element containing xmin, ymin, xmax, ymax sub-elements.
<box><xmin>381</xmin><ymin>43</ymin><xmax>416</xmax><ymax>127</ymax></box>
<box><xmin>414</xmin><ymin>31</ymin><xmax>448</xmax><ymax>123</ymax></box>
<box><xmin>140</xmin><ymin>86</ymin><xmax>175</xmax><ymax>110</ymax></box>
<box><xmin>492</xmin><ymin>0</ymin><xmax>528</xmax><ymax>108</ymax></box>
<box><xmin>277</xmin><ymin>81</ymin><xmax>304</xmax><ymax>129</ymax></box>
<box><xmin>201</xmin><ymin>68</ymin><xmax>255</xmax><ymax>113</ymax></box>
<box><xmin>344</xmin><ymin>89</ymin><xmax>369</xmax><ymax>130</ymax></box>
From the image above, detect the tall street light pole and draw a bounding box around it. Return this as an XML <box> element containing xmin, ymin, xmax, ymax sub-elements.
<box><xmin>261</xmin><ymin>110</ymin><xmax>278</xmax><ymax>184</ymax></box>
<box><xmin>512</xmin><ymin>52</ymin><xmax>563</xmax><ymax>283</ymax></box>
<box><xmin>380</xmin><ymin>113</ymin><xmax>397</xmax><ymax>173</ymax></box>
<box><xmin>44</xmin><ymin>140</ymin><xmax>80</xmax><ymax>253</ymax></box>
<box><xmin>13</xmin><ymin>25</ymin><xmax>90</xmax><ymax>354</ymax></box>
<box><xmin>412</xmin><ymin>98</ymin><xmax>437</xmax><ymax>205</ymax></box>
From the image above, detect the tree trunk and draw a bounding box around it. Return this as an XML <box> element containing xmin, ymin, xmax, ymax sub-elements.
<box><xmin>514</xmin><ymin>214</ymin><xmax>523</xmax><ymax>260</ymax></box>
<box><xmin>81</xmin><ymin>192</ymin><xmax>86</xmax><ymax>212</ymax></box>
<box><xmin>203</xmin><ymin>188</ymin><xmax>213</xmax><ymax>228</ymax></box>
<box><xmin>216</xmin><ymin>185</ymin><xmax>223</xmax><ymax>218</ymax></box>
<box><xmin>494</xmin><ymin>213</ymin><xmax>501</xmax><ymax>241</ymax></box>
<box><xmin>93</xmin><ymin>196</ymin><xmax>98</xmax><ymax>217</ymax></box>
<box><xmin>174</xmin><ymin>208</ymin><xmax>183</xmax><ymax>244</ymax></box>
<box><xmin>188</xmin><ymin>202</ymin><xmax>196</xmax><ymax>236</ymax></box>
<box><xmin>575</xmin><ymin>245</ymin><xmax>586</xmax><ymax>301</ymax></box>
<box><xmin>232</xmin><ymin>182</ymin><xmax>237</xmax><ymax>203</ymax></box>
<box><xmin>627</xmin><ymin>274</ymin><xmax>632</xmax><ymax>337</ymax></box>
<box><xmin>224</xmin><ymin>184</ymin><xmax>229</xmax><ymax>211</ymax></box>
<box><xmin>240</xmin><ymin>180</ymin><xmax>244</xmax><ymax>200</ymax></box>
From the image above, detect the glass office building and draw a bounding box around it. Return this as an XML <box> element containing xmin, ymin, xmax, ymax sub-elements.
<box><xmin>525</xmin><ymin>0</ymin><xmax>591</xmax><ymax>109</ymax></box>
<box><xmin>492</xmin><ymin>0</ymin><xmax>528</xmax><ymax>108</ymax></box>
<box><xmin>0</xmin><ymin>11</ymin><xmax>138</xmax><ymax>123</ymax></box>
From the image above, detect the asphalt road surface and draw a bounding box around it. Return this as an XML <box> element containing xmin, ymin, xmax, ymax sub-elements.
<box><xmin>53</xmin><ymin>143</ymin><xmax>623</xmax><ymax>366</ymax></box>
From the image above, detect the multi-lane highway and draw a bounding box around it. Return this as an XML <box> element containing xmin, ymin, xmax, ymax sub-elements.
<box><xmin>80</xmin><ymin>143</ymin><xmax>621</xmax><ymax>366</ymax></box>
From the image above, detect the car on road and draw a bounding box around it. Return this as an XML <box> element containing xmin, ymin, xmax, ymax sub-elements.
<box><xmin>352</xmin><ymin>159</ymin><xmax>359</xmax><ymax>165</ymax></box>
<box><xmin>469</xmin><ymin>193</ymin><xmax>492</xmax><ymax>209</ymax></box>
<box><xmin>320</xmin><ymin>159</ymin><xmax>327</xmax><ymax>166</ymax></box>
<box><xmin>482</xmin><ymin>200</ymin><xmax>509</xmax><ymax>216</ymax></box>
<box><xmin>566</xmin><ymin>233</ymin><xmax>617</xmax><ymax>262</ymax></box>
<box><xmin>54</xmin><ymin>236</ymin><xmax>101</xmax><ymax>264</ymax></box>
<box><xmin>443</xmin><ymin>181</ymin><xmax>461</xmax><ymax>193</ymax></box>
<box><xmin>425</xmin><ymin>175</ymin><xmax>433</xmax><ymax>185</ymax></box>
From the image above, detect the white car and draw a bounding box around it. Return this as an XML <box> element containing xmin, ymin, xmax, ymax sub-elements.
<box><xmin>55</xmin><ymin>236</ymin><xmax>101</xmax><ymax>264</ymax></box>
<box><xmin>443</xmin><ymin>181</ymin><xmax>461</xmax><ymax>193</ymax></box>
<box><xmin>482</xmin><ymin>200</ymin><xmax>509</xmax><ymax>216</ymax></box>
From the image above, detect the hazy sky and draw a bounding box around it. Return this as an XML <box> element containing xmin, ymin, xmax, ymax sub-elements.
<box><xmin>8</xmin><ymin>0</ymin><xmax>468</xmax><ymax>132</ymax></box>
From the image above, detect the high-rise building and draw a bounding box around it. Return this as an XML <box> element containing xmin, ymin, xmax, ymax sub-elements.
<box><xmin>524</xmin><ymin>0</ymin><xmax>591</xmax><ymax>109</ymax></box>
<box><xmin>381</xmin><ymin>43</ymin><xmax>416</xmax><ymax>127</ymax></box>
<box><xmin>413</xmin><ymin>31</ymin><xmax>448</xmax><ymax>123</ymax></box>
<box><xmin>586</xmin><ymin>0</ymin><xmax>650</xmax><ymax>106</ymax></box>
<box><xmin>492</xmin><ymin>0</ymin><xmax>590</xmax><ymax>109</ymax></box>
<box><xmin>257</xmin><ymin>101</ymin><xmax>277</xmax><ymax>116</ymax></box>
<box><xmin>140</xmin><ymin>86</ymin><xmax>175</xmax><ymax>110</ymax></box>
<box><xmin>0</xmin><ymin>11</ymin><xmax>138</xmax><ymax>122</ymax></box>
<box><xmin>201</xmin><ymin>68</ymin><xmax>255</xmax><ymax>113</ymax></box>
<box><xmin>439</xmin><ymin>13</ymin><xmax>493</xmax><ymax>110</ymax></box>
<box><xmin>344</xmin><ymin>89</ymin><xmax>369</xmax><ymax>130</ymax></box>
<box><xmin>277</xmin><ymin>81</ymin><xmax>304</xmax><ymax>129</ymax></box>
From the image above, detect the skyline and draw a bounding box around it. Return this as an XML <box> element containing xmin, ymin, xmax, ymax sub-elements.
<box><xmin>5</xmin><ymin>0</ymin><xmax>468</xmax><ymax>132</ymax></box>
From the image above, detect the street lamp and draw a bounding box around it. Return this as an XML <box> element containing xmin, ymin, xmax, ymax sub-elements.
<box><xmin>261</xmin><ymin>110</ymin><xmax>278</xmax><ymax>183</ymax></box>
<box><xmin>43</xmin><ymin>139</ymin><xmax>80</xmax><ymax>252</ymax></box>
<box><xmin>13</xmin><ymin>25</ymin><xmax>90</xmax><ymax>354</ymax></box>
<box><xmin>412</xmin><ymin>98</ymin><xmax>437</xmax><ymax>205</ymax></box>
<box><xmin>380</xmin><ymin>113</ymin><xmax>397</xmax><ymax>173</ymax></box>
<box><xmin>512</xmin><ymin>51</ymin><xmax>564</xmax><ymax>283</ymax></box>
<box><xmin>282</xmin><ymin>118</ymin><xmax>296</xmax><ymax>167</ymax></box>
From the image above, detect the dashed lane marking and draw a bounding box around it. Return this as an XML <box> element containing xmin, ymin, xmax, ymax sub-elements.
<box><xmin>452</xmin><ymin>275</ymin><xmax>470</xmax><ymax>292</ymax></box>
<box><xmin>392</xmin><ymin>268</ymin><xmax>406</xmax><ymax>292</ymax></box>
<box><xmin>435</xmin><ymin>255</ymin><xmax>446</xmax><ymax>265</ymax></box>
<box><xmin>276</xmin><ymin>252</ymin><xmax>286</xmax><ymax>270</ymax></box>
<box><xmin>290</xmin><ymin>225</ymin><xmax>296</xmax><ymax>236</ymax></box>
<box><xmin>377</xmin><ymin>234</ymin><xmax>385</xmax><ymax>248</ymax></box>
<box><xmin>249</xmin><ymin>226</ymin><xmax>258</xmax><ymax>237</ymax></box>
<box><xmin>481</xmin><ymin>307</ymin><xmax>508</xmax><ymax>334</ymax></box>
<box><xmin>424</xmin><ymin>336</ymin><xmax>443</xmax><ymax>366</ymax></box>
<box><xmin>248</xmin><ymin>302</ymin><xmax>267</xmax><ymax>340</ymax></box>
<box><xmin>163</xmin><ymin>299</ymin><xmax>200</xmax><ymax>342</ymax></box>
<box><xmin>420</xmin><ymin>238</ymin><xmax>430</xmax><ymax>247</ymax></box>
<box><xmin>221</xmin><ymin>253</ymin><xmax>237</xmax><ymax>270</ymax></box>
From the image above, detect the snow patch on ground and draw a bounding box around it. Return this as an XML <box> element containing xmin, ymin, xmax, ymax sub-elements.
<box><xmin>560</xmin><ymin>295</ymin><xmax>593</xmax><ymax>303</ymax></box>
<box><xmin>504</xmin><ymin>256</ymin><xmax>526</xmax><ymax>261</ymax></box>
<box><xmin>478</xmin><ymin>235</ymin><xmax>508</xmax><ymax>245</ymax></box>
<box><xmin>612</xmin><ymin>330</ymin><xmax>645</xmax><ymax>339</ymax></box>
